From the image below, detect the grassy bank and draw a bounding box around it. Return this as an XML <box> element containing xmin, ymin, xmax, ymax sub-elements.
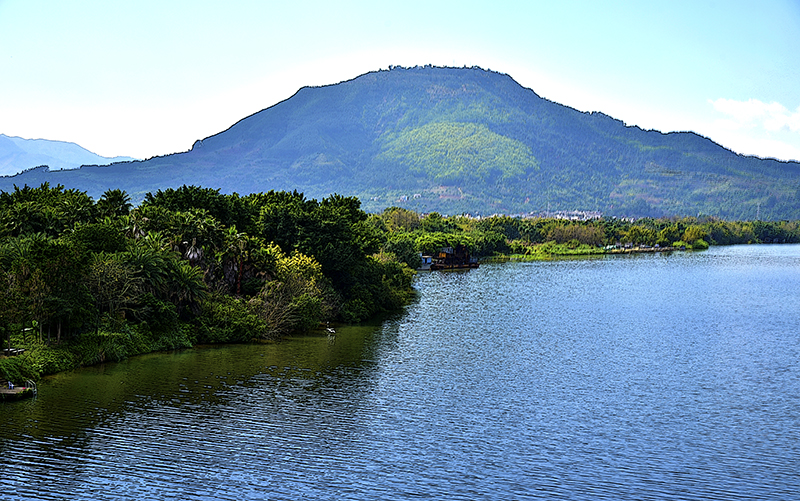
<box><xmin>515</xmin><ymin>241</ymin><xmax>608</xmax><ymax>259</ymax></box>
<box><xmin>481</xmin><ymin>240</ymin><xmax>709</xmax><ymax>263</ymax></box>
<box><xmin>0</xmin><ymin>323</ymin><xmax>197</xmax><ymax>384</ymax></box>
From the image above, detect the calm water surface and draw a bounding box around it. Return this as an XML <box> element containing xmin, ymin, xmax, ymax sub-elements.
<box><xmin>2</xmin><ymin>245</ymin><xmax>800</xmax><ymax>500</ymax></box>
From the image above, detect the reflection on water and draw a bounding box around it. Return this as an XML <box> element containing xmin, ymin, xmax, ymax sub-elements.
<box><xmin>2</xmin><ymin>245</ymin><xmax>800</xmax><ymax>500</ymax></box>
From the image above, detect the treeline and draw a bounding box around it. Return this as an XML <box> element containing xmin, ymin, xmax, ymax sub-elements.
<box><xmin>4</xmin><ymin>184</ymin><xmax>798</xmax><ymax>383</ymax></box>
<box><xmin>0</xmin><ymin>184</ymin><xmax>414</xmax><ymax>382</ymax></box>
<box><xmin>373</xmin><ymin>207</ymin><xmax>800</xmax><ymax>266</ymax></box>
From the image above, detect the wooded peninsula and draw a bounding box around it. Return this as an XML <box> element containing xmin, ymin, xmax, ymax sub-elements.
<box><xmin>2</xmin><ymin>183</ymin><xmax>799</xmax><ymax>387</ymax></box>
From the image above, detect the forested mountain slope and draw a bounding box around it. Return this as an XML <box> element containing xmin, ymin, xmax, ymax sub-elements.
<box><xmin>2</xmin><ymin>66</ymin><xmax>798</xmax><ymax>219</ymax></box>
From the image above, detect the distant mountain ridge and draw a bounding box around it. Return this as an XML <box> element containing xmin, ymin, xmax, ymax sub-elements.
<box><xmin>2</xmin><ymin>66</ymin><xmax>799</xmax><ymax>219</ymax></box>
<box><xmin>0</xmin><ymin>134</ymin><xmax>136</xmax><ymax>176</ymax></box>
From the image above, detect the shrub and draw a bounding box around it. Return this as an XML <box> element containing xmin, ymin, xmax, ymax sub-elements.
<box><xmin>340</xmin><ymin>298</ymin><xmax>370</xmax><ymax>324</ymax></box>
<box><xmin>0</xmin><ymin>355</ymin><xmax>40</xmax><ymax>383</ymax></box>
<box><xmin>133</xmin><ymin>293</ymin><xmax>180</xmax><ymax>335</ymax></box>
<box><xmin>72</xmin><ymin>331</ymin><xmax>130</xmax><ymax>365</ymax></box>
<box><xmin>197</xmin><ymin>293</ymin><xmax>267</xmax><ymax>343</ymax></box>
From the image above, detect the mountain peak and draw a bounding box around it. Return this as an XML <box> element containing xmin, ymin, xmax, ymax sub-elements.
<box><xmin>0</xmin><ymin>134</ymin><xmax>137</xmax><ymax>176</ymax></box>
<box><xmin>2</xmin><ymin>67</ymin><xmax>798</xmax><ymax>219</ymax></box>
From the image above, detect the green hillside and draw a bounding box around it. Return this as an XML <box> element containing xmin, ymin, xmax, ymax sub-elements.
<box><xmin>2</xmin><ymin>66</ymin><xmax>799</xmax><ymax>219</ymax></box>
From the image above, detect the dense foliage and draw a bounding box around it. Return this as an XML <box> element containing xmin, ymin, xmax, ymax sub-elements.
<box><xmin>0</xmin><ymin>184</ymin><xmax>414</xmax><ymax>383</ymax></box>
<box><xmin>3</xmin><ymin>181</ymin><xmax>798</xmax><ymax>384</ymax></box>
<box><xmin>2</xmin><ymin>66</ymin><xmax>799</xmax><ymax>219</ymax></box>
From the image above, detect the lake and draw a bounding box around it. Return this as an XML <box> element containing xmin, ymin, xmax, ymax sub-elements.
<box><xmin>2</xmin><ymin>245</ymin><xmax>799</xmax><ymax>500</ymax></box>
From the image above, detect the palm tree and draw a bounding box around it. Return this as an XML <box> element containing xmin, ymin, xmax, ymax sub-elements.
<box><xmin>168</xmin><ymin>260</ymin><xmax>208</xmax><ymax>318</ymax></box>
<box><xmin>61</xmin><ymin>190</ymin><xmax>96</xmax><ymax>223</ymax></box>
<box><xmin>184</xmin><ymin>237</ymin><xmax>203</xmax><ymax>266</ymax></box>
<box><xmin>96</xmin><ymin>189</ymin><xmax>132</xmax><ymax>219</ymax></box>
<box><xmin>218</xmin><ymin>226</ymin><xmax>248</xmax><ymax>295</ymax></box>
<box><xmin>119</xmin><ymin>211</ymin><xmax>149</xmax><ymax>240</ymax></box>
<box><xmin>122</xmin><ymin>244</ymin><xmax>173</xmax><ymax>299</ymax></box>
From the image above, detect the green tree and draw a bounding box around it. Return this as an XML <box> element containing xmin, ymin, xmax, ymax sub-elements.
<box><xmin>251</xmin><ymin>251</ymin><xmax>329</xmax><ymax>336</ymax></box>
<box><xmin>414</xmin><ymin>232</ymin><xmax>452</xmax><ymax>255</ymax></box>
<box><xmin>420</xmin><ymin>212</ymin><xmax>453</xmax><ymax>233</ymax></box>
<box><xmin>475</xmin><ymin>216</ymin><xmax>522</xmax><ymax>240</ymax></box>
<box><xmin>121</xmin><ymin>244</ymin><xmax>175</xmax><ymax>300</ymax></box>
<box><xmin>381</xmin><ymin>207</ymin><xmax>420</xmax><ymax>232</ymax></box>
<box><xmin>297</xmin><ymin>194</ymin><xmax>381</xmax><ymax>288</ymax></box>
<box><xmin>657</xmin><ymin>225</ymin><xmax>682</xmax><ymax>246</ymax></box>
<box><xmin>622</xmin><ymin>226</ymin><xmax>657</xmax><ymax>246</ymax></box>
<box><xmin>143</xmin><ymin>185</ymin><xmax>250</xmax><ymax>231</ymax></box>
<box><xmin>0</xmin><ymin>184</ymin><xmax>93</xmax><ymax>237</ymax></box>
<box><xmin>0</xmin><ymin>270</ymin><xmax>22</xmax><ymax>354</ymax></box>
<box><xmin>473</xmin><ymin>231</ymin><xmax>509</xmax><ymax>257</ymax></box>
<box><xmin>167</xmin><ymin>260</ymin><xmax>208</xmax><ymax>319</ymax></box>
<box><xmin>545</xmin><ymin>223</ymin><xmax>605</xmax><ymax>246</ymax></box>
<box><xmin>88</xmin><ymin>253</ymin><xmax>143</xmax><ymax>331</ymax></box>
<box><xmin>255</xmin><ymin>190</ymin><xmax>316</xmax><ymax>253</ymax></box>
<box><xmin>215</xmin><ymin>227</ymin><xmax>269</xmax><ymax>295</ymax></box>
<box><xmin>0</xmin><ymin>235</ymin><xmax>93</xmax><ymax>342</ymax></box>
<box><xmin>383</xmin><ymin>235</ymin><xmax>422</xmax><ymax>269</ymax></box>
<box><xmin>682</xmin><ymin>225</ymin><xmax>708</xmax><ymax>245</ymax></box>
<box><xmin>96</xmin><ymin>189</ymin><xmax>132</xmax><ymax>219</ymax></box>
<box><xmin>68</xmin><ymin>221</ymin><xmax>128</xmax><ymax>254</ymax></box>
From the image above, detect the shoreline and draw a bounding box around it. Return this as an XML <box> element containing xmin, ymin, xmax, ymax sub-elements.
<box><xmin>481</xmin><ymin>244</ymin><xmax>687</xmax><ymax>263</ymax></box>
<box><xmin>0</xmin><ymin>319</ymin><xmax>367</xmax><ymax>393</ymax></box>
<box><xmin>0</xmin><ymin>242</ymin><xmax>784</xmax><ymax>392</ymax></box>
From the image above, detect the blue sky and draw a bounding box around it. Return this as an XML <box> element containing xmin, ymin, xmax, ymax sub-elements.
<box><xmin>1</xmin><ymin>0</ymin><xmax>799</xmax><ymax>161</ymax></box>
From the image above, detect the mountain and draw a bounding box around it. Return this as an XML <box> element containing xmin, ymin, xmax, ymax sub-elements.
<box><xmin>2</xmin><ymin>66</ymin><xmax>799</xmax><ymax>219</ymax></box>
<box><xmin>0</xmin><ymin>134</ymin><xmax>136</xmax><ymax>176</ymax></box>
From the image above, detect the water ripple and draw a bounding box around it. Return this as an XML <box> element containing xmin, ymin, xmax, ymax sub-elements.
<box><xmin>2</xmin><ymin>245</ymin><xmax>800</xmax><ymax>500</ymax></box>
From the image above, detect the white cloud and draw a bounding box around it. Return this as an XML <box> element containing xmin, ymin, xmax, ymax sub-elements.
<box><xmin>710</xmin><ymin>98</ymin><xmax>800</xmax><ymax>133</ymax></box>
<box><xmin>701</xmin><ymin>98</ymin><xmax>800</xmax><ymax>161</ymax></box>
<box><xmin>709</xmin><ymin>130</ymin><xmax>800</xmax><ymax>161</ymax></box>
